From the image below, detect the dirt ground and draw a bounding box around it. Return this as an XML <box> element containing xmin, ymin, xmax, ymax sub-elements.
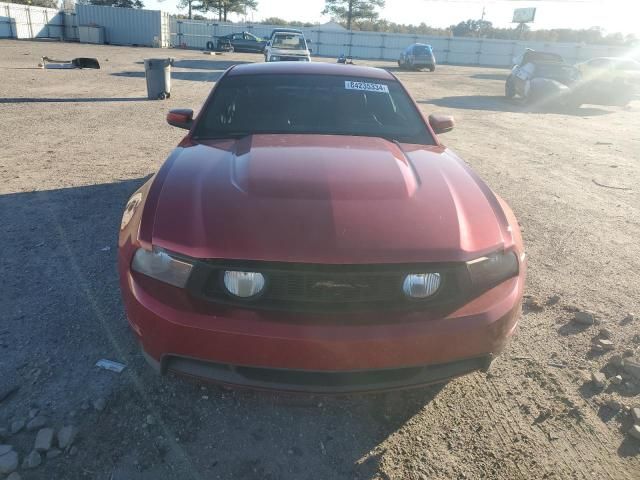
<box><xmin>1</xmin><ymin>39</ymin><xmax>639</xmax><ymax>480</ymax></box>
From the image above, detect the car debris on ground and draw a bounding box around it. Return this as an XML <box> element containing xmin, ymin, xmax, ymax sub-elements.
<box><xmin>38</xmin><ymin>57</ymin><xmax>100</xmax><ymax>69</ymax></box>
<box><xmin>95</xmin><ymin>359</ymin><xmax>126</xmax><ymax>373</ymax></box>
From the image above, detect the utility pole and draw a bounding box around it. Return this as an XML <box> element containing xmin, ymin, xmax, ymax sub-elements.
<box><xmin>478</xmin><ymin>6</ymin><xmax>485</xmax><ymax>38</ymax></box>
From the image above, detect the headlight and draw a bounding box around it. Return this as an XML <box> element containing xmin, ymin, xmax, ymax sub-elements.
<box><xmin>403</xmin><ymin>273</ymin><xmax>441</xmax><ymax>298</ymax></box>
<box><xmin>223</xmin><ymin>271</ymin><xmax>265</xmax><ymax>298</ymax></box>
<box><xmin>466</xmin><ymin>251</ymin><xmax>519</xmax><ymax>290</ymax></box>
<box><xmin>131</xmin><ymin>247</ymin><xmax>193</xmax><ymax>288</ymax></box>
<box><xmin>121</xmin><ymin>192</ymin><xmax>143</xmax><ymax>230</ymax></box>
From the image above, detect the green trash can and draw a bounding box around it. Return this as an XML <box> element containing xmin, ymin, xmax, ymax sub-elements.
<box><xmin>144</xmin><ymin>58</ymin><xmax>173</xmax><ymax>100</ymax></box>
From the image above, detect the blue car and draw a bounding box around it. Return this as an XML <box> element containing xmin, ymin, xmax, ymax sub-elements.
<box><xmin>398</xmin><ymin>43</ymin><xmax>436</xmax><ymax>72</ymax></box>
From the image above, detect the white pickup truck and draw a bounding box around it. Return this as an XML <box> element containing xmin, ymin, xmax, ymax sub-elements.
<box><xmin>264</xmin><ymin>30</ymin><xmax>311</xmax><ymax>63</ymax></box>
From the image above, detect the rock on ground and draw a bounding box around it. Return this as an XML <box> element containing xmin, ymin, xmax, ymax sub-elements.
<box><xmin>628</xmin><ymin>425</ymin><xmax>640</xmax><ymax>441</ymax></box>
<box><xmin>47</xmin><ymin>448</ymin><xmax>62</xmax><ymax>460</ymax></box>
<box><xmin>596</xmin><ymin>339</ymin><xmax>615</xmax><ymax>351</ymax></box>
<box><xmin>34</xmin><ymin>428</ymin><xmax>55</xmax><ymax>452</ymax></box>
<box><xmin>0</xmin><ymin>449</ymin><xmax>19</xmax><ymax>475</ymax></box>
<box><xmin>574</xmin><ymin>311</ymin><xmax>595</xmax><ymax>325</ymax></box>
<box><xmin>9</xmin><ymin>420</ymin><xmax>25</xmax><ymax>435</ymax></box>
<box><xmin>591</xmin><ymin>372</ymin><xmax>607</xmax><ymax>388</ymax></box>
<box><xmin>22</xmin><ymin>450</ymin><xmax>42</xmax><ymax>470</ymax></box>
<box><xmin>623</xmin><ymin>358</ymin><xmax>640</xmax><ymax>380</ymax></box>
<box><xmin>632</xmin><ymin>407</ymin><xmax>640</xmax><ymax>424</ymax></box>
<box><xmin>26</xmin><ymin>416</ymin><xmax>47</xmax><ymax>432</ymax></box>
<box><xmin>57</xmin><ymin>425</ymin><xmax>78</xmax><ymax>450</ymax></box>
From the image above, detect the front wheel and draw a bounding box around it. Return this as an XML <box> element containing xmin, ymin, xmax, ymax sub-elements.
<box><xmin>505</xmin><ymin>78</ymin><xmax>515</xmax><ymax>99</ymax></box>
<box><xmin>429</xmin><ymin>65</ymin><xmax>435</xmax><ymax>72</ymax></box>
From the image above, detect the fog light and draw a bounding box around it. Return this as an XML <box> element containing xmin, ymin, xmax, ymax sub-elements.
<box><xmin>223</xmin><ymin>271</ymin><xmax>265</xmax><ymax>298</ymax></box>
<box><xmin>403</xmin><ymin>273</ymin><xmax>441</xmax><ymax>298</ymax></box>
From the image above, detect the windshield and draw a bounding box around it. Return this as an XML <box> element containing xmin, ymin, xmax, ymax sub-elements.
<box><xmin>194</xmin><ymin>74</ymin><xmax>434</xmax><ymax>144</ymax></box>
<box><xmin>413</xmin><ymin>45</ymin><xmax>432</xmax><ymax>55</ymax></box>
<box><xmin>272</xmin><ymin>34</ymin><xmax>306</xmax><ymax>50</ymax></box>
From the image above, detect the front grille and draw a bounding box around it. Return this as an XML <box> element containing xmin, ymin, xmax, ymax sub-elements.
<box><xmin>187</xmin><ymin>261</ymin><xmax>466</xmax><ymax>313</ymax></box>
<box><xmin>263</xmin><ymin>270</ymin><xmax>402</xmax><ymax>304</ymax></box>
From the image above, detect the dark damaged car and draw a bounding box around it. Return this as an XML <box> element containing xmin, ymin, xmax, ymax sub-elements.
<box><xmin>506</xmin><ymin>60</ymin><xmax>583</xmax><ymax>107</ymax></box>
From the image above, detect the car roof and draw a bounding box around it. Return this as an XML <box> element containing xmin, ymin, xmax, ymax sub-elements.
<box><xmin>591</xmin><ymin>57</ymin><xmax>639</xmax><ymax>63</ymax></box>
<box><xmin>270</xmin><ymin>28</ymin><xmax>303</xmax><ymax>35</ymax></box>
<box><xmin>226</xmin><ymin>62</ymin><xmax>396</xmax><ymax>80</ymax></box>
<box><xmin>531</xmin><ymin>61</ymin><xmax>577</xmax><ymax>70</ymax></box>
<box><xmin>410</xmin><ymin>43</ymin><xmax>432</xmax><ymax>48</ymax></box>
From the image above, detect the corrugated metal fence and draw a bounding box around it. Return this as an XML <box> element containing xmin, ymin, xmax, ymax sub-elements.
<box><xmin>171</xmin><ymin>19</ymin><xmax>636</xmax><ymax>66</ymax></box>
<box><xmin>76</xmin><ymin>5</ymin><xmax>170</xmax><ymax>47</ymax></box>
<box><xmin>0</xmin><ymin>2</ymin><xmax>66</xmax><ymax>39</ymax></box>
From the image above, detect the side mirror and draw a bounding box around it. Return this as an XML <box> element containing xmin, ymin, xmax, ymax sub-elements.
<box><xmin>167</xmin><ymin>109</ymin><xmax>193</xmax><ymax>130</ymax></box>
<box><xmin>428</xmin><ymin>114</ymin><xmax>455</xmax><ymax>134</ymax></box>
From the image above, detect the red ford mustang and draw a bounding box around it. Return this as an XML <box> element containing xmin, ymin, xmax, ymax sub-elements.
<box><xmin>118</xmin><ymin>62</ymin><xmax>525</xmax><ymax>393</ymax></box>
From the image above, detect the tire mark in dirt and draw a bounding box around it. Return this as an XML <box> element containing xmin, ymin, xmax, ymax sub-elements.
<box><xmin>501</xmin><ymin>359</ymin><xmax>627</xmax><ymax>480</ymax></box>
<box><xmin>478</xmin><ymin>371</ymin><xmax>587</xmax><ymax>479</ymax></box>
<box><xmin>467</xmin><ymin>374</ymin><xmax>533</xmax><ymax>478</ymax></box>
<box><xmin>531</xmin><ymin>363</ymin><xmax>631</xmax><ymax>479</ymax></box>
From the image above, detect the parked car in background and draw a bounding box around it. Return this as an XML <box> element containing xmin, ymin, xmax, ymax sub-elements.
<box><xmin>506</xmin><ymin>60</ymin><xmax>582</xmax><ymax>107</ymax></box>
<box><xmin>264</xmin><ymin>31</ymin><xmax>311</xmax><ymax>62</ymax></box>
<box><xmin>119</xmin><ymin>62</ymin><xmax>525</xmax><ymax>392</ymax></box>
<box><xmin>217</xmin><ymin>32</ymin><xmax>267</xmax><ymax>53</ymax></box>
<box><xmin>398</xmin><ymin>43</ymin><xmax>436</xmax><ymax>71</ymax></box>
<box><xmin>576</xmin><ymin>57</ymin><xmax>640</xmax><ymax>106</ymax></box>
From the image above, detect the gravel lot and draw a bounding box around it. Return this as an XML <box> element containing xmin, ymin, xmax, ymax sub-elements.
<box><xmin>1</xmin><ymin>39</ymin><xmax>639</xmax><ymax>480</ymax></box>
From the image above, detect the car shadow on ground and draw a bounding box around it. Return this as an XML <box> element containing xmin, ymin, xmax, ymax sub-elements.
<box><xmin>0</xmin><ymin>178</ymin><xmax>447</xmax><ymax>479</ymax></box>
<box><xmin>420</xmin><ymin>95</ymin><xmax>612</xmax><ymax>116</ymax></box>
<box><xmin>470</xmin><ymin>73</ymin><xmax>509</xmax><ymax>81</ymax></box>
<box><xmin>0</xmin><ymin>97</ymin><xmax>148</xmax><ymax>103</ymax></box>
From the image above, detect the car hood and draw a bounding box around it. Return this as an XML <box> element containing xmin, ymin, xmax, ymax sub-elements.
<box><xmin>148</xmin><ymin>135</ymin><xmax>512</xmax><ymax>264</ymax></box>
<box><xmin>270</xmin><ymin>47</ymin><xmax>309</xmax><ymax>56</ymax></box>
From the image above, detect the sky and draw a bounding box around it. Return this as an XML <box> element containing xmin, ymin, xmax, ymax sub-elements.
<box><xmin>146</xmin><ymin>0</ymin><xmax>640</xmax><ymax>35</ymax></box>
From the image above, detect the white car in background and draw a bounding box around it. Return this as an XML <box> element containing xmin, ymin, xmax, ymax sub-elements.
<box><xmin>264</xmin><ymin>31</ymin><xmax>311</xmax><ymax>63</ymax></box>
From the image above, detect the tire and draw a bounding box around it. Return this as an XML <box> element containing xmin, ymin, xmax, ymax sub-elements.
<box><xmin>429</xmin><ymin>65</ymin><xmax>435</xmax><ymax>72</ymax></box>
<box><xmin>398</xmin><ymin>60</ymin><xmax>402</xmax><ymax>68</ymax></box>
<box><xmin>505</xmin><ymin>77</ymin><xmax>516</xmax><ymax>99</ymax></box>
<box><xmin>205</xmin><ymin>40</ymin><xmax>214</xmax><ymax>51</ymax></box>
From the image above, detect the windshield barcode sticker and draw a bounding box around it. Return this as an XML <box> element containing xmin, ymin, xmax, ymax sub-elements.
<box><xmin>345</xmin><ymin>80</ymin><xmax>389</xmax><ymax>93</ymax></box>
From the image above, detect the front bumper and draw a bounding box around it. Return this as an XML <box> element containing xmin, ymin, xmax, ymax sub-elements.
<box><xmin>122</xmin><ymin>269</ymin><xmax>523</xmax><ymax>392</ymax></box>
